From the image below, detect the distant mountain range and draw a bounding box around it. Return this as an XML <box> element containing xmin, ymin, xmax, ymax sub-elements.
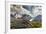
<box><xmin>34</xmin><ymin>15</ymin><xmax>42</xmax><ymax>21</ymax></box>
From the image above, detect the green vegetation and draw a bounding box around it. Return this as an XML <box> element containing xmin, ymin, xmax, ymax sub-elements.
<box><xmin>10</xmin><ymin>19</ymin><xmax>42</xmax><ymax>29</ymax></box>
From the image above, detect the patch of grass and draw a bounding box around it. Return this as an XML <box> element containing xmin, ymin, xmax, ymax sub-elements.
<box><xmin>30</xmin><ymin>20</ymin><xmax>42</xmax><ymax>28</ymax></box>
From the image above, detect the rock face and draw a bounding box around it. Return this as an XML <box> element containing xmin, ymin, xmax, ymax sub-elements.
<box><xmin>23</xmin><ymin>5</ymin><xmax>32</xmax><ymax>12</ymax></box>
<box><xmin>22</xmin><ymin>14</ymin><xmax>32</xmax><ymax>21</ymax></box>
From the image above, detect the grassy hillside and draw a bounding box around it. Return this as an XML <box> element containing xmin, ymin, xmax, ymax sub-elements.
<box><xmin>10</xmin><ymin>19</ymin><xmax>42</xmax><ymax>29</ymax></box>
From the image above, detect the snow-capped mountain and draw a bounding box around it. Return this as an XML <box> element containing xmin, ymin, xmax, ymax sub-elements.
<box><xmin>10</xmin><ymin>5</ymin><xmax>42</xmax><ymax>21</ymax></box>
